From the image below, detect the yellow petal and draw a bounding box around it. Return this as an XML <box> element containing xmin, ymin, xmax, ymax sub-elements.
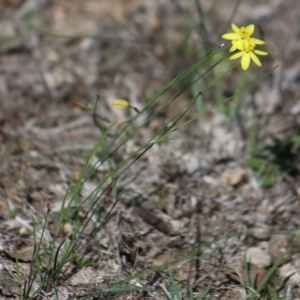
<box><xmin>254</xmin><ymin>38</ymin><xmax>265</xmax><ymax>45</ymax></box>
<box><xmin>254</xmin><ymin>49</ymin><xmax>268</xmax><ymax>56</ymax></box>
<box><xmin>229</xmin><ymin>44</ymin><xmax>237</xmax><ymax>52</ymax></box>
<box><xmin>246</xmin><ymin>24</ymin><xmax>255</xmax><ymax>36</ymax></box>
<box><xmin>241</xmin><ymin>53</ymin><xmax>250</xmax><ymax>70</ymax></box>
<box><xmin>249</xmin><ymin>52</ymin><xmax>262</xmax><ymax>66</ymax></box>
<box><xmin>229</xmin><ymin>51</ymin><xmax>244</xmax><ymax>60</ymax></box>
<box><xmin>231</xmin><ymin>40</ymin><xmax>243</xmax><ymax>51</ymax></box>
<box><xmin>231</xmin><ymin>23</ymin><xmax>239</xmax><ymax>34</ymax></box>
<box><xmin>222</xmin><ymin>33</ymin><xmax>240</xmax><ymax>40</ymax></box>
<box><xmin>112</xmin><ymin>99</ymin><xmax>130</xmax><ymax>109</ymax></box>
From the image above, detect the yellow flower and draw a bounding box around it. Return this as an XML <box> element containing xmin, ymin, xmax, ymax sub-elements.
<box><xmin>222</xmin><ymin>23</ymin><xmax>255</xmax><ymax>40</ymax></box>
<box><xmin>222</xmin><ymin>23</ymin><xmax>268</xmax><ymax>70</ymax></box>
<box><xmin>111</xmin><ymin>99</ymin><xmax>130</xmax><ymax>109</ymax></box>
<box><xmin>222</xmin><ymin>23</ymin><xmax>265</xmax><ymax>52</ymax></box>
<box><xmin>229</xmin><ymin>38</ymin><xmax>268</xmax><ymax>70</ymax></box>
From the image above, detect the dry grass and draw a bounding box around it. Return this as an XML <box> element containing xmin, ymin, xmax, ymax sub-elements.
<box><xmin>1</xmin><ymin>0</ymin><xmax>300</xmax><ymax>299</ymax></box>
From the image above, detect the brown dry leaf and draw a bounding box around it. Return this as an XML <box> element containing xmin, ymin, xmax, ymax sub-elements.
<box><xmin>279</xmin><ymin>263</ymin><xmax>300</xmax><ymax>285</ymax></box>
<box><xmin>152</xmin><ymin>253</ymin><xmax>174</xmax><ymax>267</ymax></box>
<box><xmin>137</xmin><ymin>206</ymin><xmax>171</xmax><ymax>235</ymax></box>
<box><xmin>69</xmin><ymin>267</ymin><xmax>99</xmax><ymax>285</ymax></box>
<box><xmin>227</xmin><ymin>264</ymin><xmax>269</xmax><ymax>288</ymax></box>
<box><xmin>255</xmin><ymin>268</ymin><xmax>268</xmax><ymax>288</ymax></box>
<box><xmin>3</xmin><ymin>246</ymin><xmax>35</xmax><ymax>262</ymax></box>
<box><xmin>224</xmin><ymin>169</ymin><xmax>246</xmax><ymax>186</ymax></box>
<box><xmin>269</xmin><ymin>235</ymin><xmax>292</xmax><ymax>265</ymax></box>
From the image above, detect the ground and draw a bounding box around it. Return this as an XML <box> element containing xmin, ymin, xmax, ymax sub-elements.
<box><xmin>1</xmin><ymin>0</ymin><xmax>300</xmax><ymax>299</ymax></box>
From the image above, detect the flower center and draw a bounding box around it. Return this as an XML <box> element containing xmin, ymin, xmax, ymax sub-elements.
<box><xmin>241</xmin><ymin>38</ymin><xmax>255</xmax><ymax>52</ymax></box>
<box><xmin>239</xmin><ymin>27</ymin><xmax>250</xmax><ymax>39</ymax></box>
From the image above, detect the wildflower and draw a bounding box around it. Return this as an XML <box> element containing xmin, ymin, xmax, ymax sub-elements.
<box><xmin>222</xmin><ymin>23</ymin><xmax>265</xmax><ymax>52</ymax></box>
<box><xmin>111</xmin><ymin>99</ymin><xmax>130</xmax><ymax>109</ymax></box>
<box><xmin>222</xmin><ymin>23</ymin><xmax>255</xmax><ymax>41</ymax></box>
<box><xmin>222</xmin><ymin>23</ymin><xmax>268</xmax><ymax>70</ymax></box>
<box><xmin>229</xmin><ymin>38</ymin><xmax>268</xmax><ymax>70</ymax></box>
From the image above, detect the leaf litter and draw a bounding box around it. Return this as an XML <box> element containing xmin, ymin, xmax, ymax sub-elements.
<box><xmin>1</xmin><ymin>0</ymin><xmax>300</xmax><ymax>299</ymax></box>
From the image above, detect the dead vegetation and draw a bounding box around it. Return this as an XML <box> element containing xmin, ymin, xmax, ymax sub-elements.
<box><xmin>1</xmin><ymin>0</ymin><xmax>300</xmax><ymax>299</ymax></box>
